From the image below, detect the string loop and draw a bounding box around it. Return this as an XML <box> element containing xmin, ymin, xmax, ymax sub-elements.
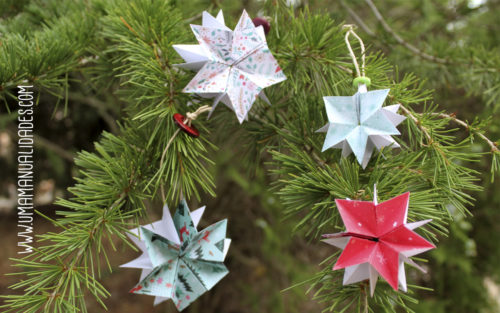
<box><xmin>343</xmin><ymin>24</ymin><xmax>369</xmax><ymax>86</ymax></box>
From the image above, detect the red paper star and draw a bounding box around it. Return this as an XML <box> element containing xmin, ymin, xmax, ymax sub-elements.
<box><xmin>329</xmin><ymin>192</ymin><xmax>435</xmax><ymax>291</ymax></box>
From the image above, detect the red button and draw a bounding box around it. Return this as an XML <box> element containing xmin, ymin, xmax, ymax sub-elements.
<box><xmin>173</xmin><ymin>113</ymin><xmax>200</xmax><ymax>138</ymax></box>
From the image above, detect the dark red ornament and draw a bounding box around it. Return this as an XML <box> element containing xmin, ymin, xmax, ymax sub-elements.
<box><xmin>252</xmin><ymin>17</ymin><xmax>270</xmax><ymax>35</ymax></box>
<box><xmin>173</xmin><ymin>113</ymin><xmax>200</xmax><ymax>138</ymax></box>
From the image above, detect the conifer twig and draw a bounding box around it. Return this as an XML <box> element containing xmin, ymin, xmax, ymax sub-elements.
<box><xmin>158</xmin><ymin>105</ymin><xmax>212</xmax><ymax>203</ymax></box>
<box><xmin>364</xmin><ymin>0</ymin><xmax>449</xmax><ymax>64</ymax></box>
<box><xmin>120</xmin><ymin>16</ymin><xmax>140</xmax><ymax>37</ymax></box>
<box><xmin>68</xmin><ymin>92</ymin><xmax>119</xmax><ymax>134</ymax></box>
<box><xmin>185</xmin><ymin>12</ymin><xmax>203</xmax><ymax>23</ymax></box>
<box><xmin>336</xmin><ymin>64</ymin><xmax>353</xmax><ymax>74</ymax></box>
<box><xmin>305</xmin><ymin>143</ymin><xmax>327</xmax><ymax>168</ymax></box>
<box><xmin>398</xmin><ymin>106</ymin><xmax>498</xmax><ymax>153</ymax></box>
<box><xmin>46</xmin><ymin>192</ymin><xmax>126</xmax><ymax>308</ymax></box>
<box><xmin>340</xmin><ymin>0</ymin><xmax>376</xmax><ymax>37</ymax></box>
<box><xmin>430</xmin><ymin>112</ymin><xmax>499</xmax><ymax>152</ymax></box>
<box><xmin>398</xmin><ymin>105</ymin><xmax>433</xmax><ymax>144</ymax></box>
<box><xmin>33</xmin><ymin>134</ymin><xmax>75</xmax><ymax>162</ymax></box>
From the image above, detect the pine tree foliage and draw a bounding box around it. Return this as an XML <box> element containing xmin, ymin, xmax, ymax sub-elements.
<box><xmin>2</xmin><ymin>0</ymin><xmax>216</xmax><ymax>312</ymax></box>
<box><xmin>331</xmin><ymin>0</ymin><xmax>500</xmax><ymax>112</ymax></box>
<box><xmin>1</xmin><ymin>0</ymin><xmax>499</xmax><ymax>312</ymax></box>
<box><xmin>0</xmin><ymin>1</ymin><xmax>96</xmax><ymax>106</ymax></box>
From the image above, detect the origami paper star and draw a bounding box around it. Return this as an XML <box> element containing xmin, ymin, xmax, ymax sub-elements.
<box><xmin>322</xmin><ymin>188</ymin><xmax>435</xmax><ymax>296</ymax></box>
<box><xmin>174</xmin><ymin>10</ymin><xmax>286</xmax><ymax>123</ymax></box>
<box><xmin>121</xmin><ymin>200</ymin><xmax>231</xmax><ymax>311</ymax></box>
<box><xmin>316</xmin><ymin>86</ymin><xmax>405</xmax><ymax>168</ymax></box>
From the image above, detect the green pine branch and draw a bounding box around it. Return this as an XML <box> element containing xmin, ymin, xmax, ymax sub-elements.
<box><xmin>1</xmin><ymin>0</ymin><xmax>499</xmax><ymax>313</ymax></box>
<box><xmin>1</xmin><ymin>0</ymin><xmax>218</xmax><ymax>312</ymax></box>
<box><xmin>243</xmin><ymin>2</ymin><xmax>495</xmax><ymax>311</ymax></box>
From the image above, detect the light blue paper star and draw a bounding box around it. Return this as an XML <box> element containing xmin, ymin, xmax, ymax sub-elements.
<box><xmin>317</xmin><ymin>88</ymin><xmax>405</xmax><ymax>168</ymax></box>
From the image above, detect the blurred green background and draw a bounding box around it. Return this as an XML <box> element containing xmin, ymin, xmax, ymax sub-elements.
<box><xmin>1</xmin><ymin>0</ymin><xmax>499</xmax><ymax>312</ymax></box>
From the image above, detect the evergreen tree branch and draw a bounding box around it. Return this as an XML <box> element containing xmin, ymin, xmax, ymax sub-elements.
<box><xmin>45</xmin><ymin>193</ymin><xmax>125</xmax><ymax>309</ymax></box>
<box><xmin>2</xmin><ymin>1</ymin><xmax>218</xmax><ymax>312</ymax></box>
<box><xmin>0</xmin><ymin>3</ymin><xmax>97</xmax><ymax>99</ymax></box>
<box><xmin>2</xmin><ymin>2</ymin><xmax>497</xmax><ymax>312</ymax></box>
<box><xmin>68</xmin><ymin>92</ymin><xmax>119</xmax><ymax>134</ymax></box>
<box><xmin>364</xmin><ymin>0</ymin><xmax>450</xmax><ymax>64</ymax></box>
<box><xmin>339</xmin><ymin>0</ymin><xmax>376</xmax><ymax>37</ymax></box>
<box><xmin>398</xmin><ymin>104</ymin><xmax>433</xmax><ymax>144</ymax></box>
<box><xmin>430</xmin><ymin>112</ymin><xmax>499</xmax><ymax>152</ymax></box>
<box><xmin>259</xmin><ymin>5</ymin><xmax>487</xmax><ymax>311</ymax></box>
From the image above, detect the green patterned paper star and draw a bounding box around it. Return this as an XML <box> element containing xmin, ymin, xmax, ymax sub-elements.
<box><xmin>121</xmin><ymin>200</ymin><xmax>231</xmax><ymax>311</ymax></box>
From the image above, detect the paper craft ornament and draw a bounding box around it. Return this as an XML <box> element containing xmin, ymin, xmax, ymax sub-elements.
<box><xmin>322</xmin><ymin>187</ymin><xmax>435</xmax><ymax>296</ymax></box>
<box><xmin>316</xmin><ymin>84</ymin><xmax>405</xmax><ymax>169</ymax></box>
<box><xmin>121</xmin><ymin>200</ymin><xmax>231</xmax><ymax>311</ymax></box>
<box><xmin>173</xmin><ymin>10</ymin><xmax>286</xmax><ymax>123</ymax></box>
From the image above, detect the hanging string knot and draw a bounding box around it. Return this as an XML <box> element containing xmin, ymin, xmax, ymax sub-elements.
<box><xmin>343</xmin><ymin>24</ymin><xmax>370</xmax><ymax>87</ymax></box>
<box><xmin>184</xmin><ymin>105</ymin><xmax>212</xmax><ymax>126</ymax></box>
<box><xmin>342</xmin><ymin>24</ymin><xmax>357</xmax><ymax>31</ymax></box>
